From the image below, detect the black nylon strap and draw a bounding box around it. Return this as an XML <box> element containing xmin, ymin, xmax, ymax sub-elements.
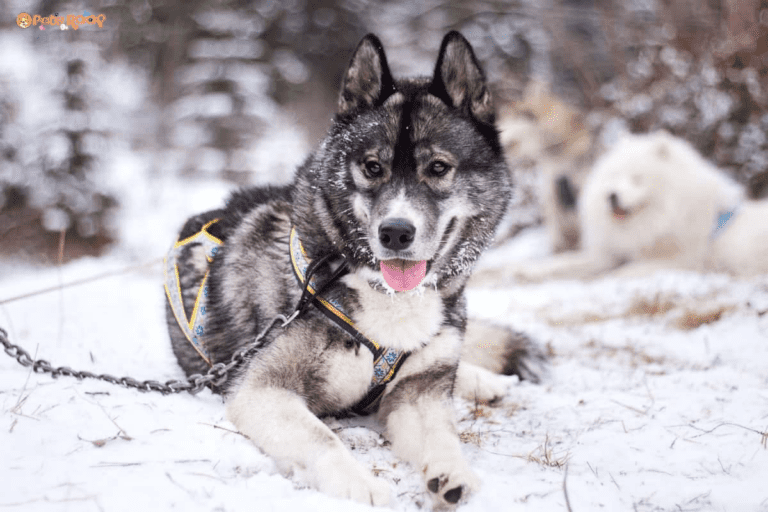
<box><xmin>311</xmin><ymin>301</ymin><xmax>382</xmax><ymax>357</ymax></box>
<box><xmin>289</xmin><ymin>228</ymin><xmax>412</xmax><ymax>415</ymax></box>
<box><xmin>289</xmin><ymin>243</ymin><xmax>383</xmax><ymax>356</ymax></box>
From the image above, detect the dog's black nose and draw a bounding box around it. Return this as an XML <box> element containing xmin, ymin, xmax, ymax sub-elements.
<box><xmin>379</xmin><ymin>218</ymin><xmax>416</xmax><ymax>251</ymax></box>
<box><xmin>608</xmin><ymin>192</ymin><xmax>619</xmax><ymax>209</ymax></box>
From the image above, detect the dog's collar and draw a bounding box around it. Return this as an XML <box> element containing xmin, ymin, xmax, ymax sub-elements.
<box><xmin>289</xmin><ymin>226</ymin><xmax>409</xmax><ymax>413</ymax></box>
<box><xmin>711</xmin><ymin>203</ymin><xmax>741</xmax><ymax>240</ymax></box>
<box><xmin>164</xmin><ymin>218</ymin><xmax>222</xmax><ymax>367</ymax></box>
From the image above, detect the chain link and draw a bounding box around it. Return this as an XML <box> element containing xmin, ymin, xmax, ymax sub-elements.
<box><xmin>0</xmin><ymin>314</ymin><xmax>293</xmax><ymax>395</ymax></box>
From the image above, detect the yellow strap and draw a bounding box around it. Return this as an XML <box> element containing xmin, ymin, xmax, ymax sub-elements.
<box><xmin>164</xmin><ymin>220</ymin><xmax>222</xmax><ymax>367</ymax></box>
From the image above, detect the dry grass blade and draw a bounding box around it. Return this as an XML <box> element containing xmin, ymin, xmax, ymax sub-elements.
<box><xmin>527</xmin><ymin>434</ymin><xmax>571</xmax><ymax>468</ymax></box>
<box><xmin>675</xmin><ymin>307</ymin><xmax>729</xmax><ymax>330</ymax></box>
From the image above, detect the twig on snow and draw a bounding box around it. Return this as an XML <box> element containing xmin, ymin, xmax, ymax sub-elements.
<box><xmin>92</xmin><ymin>400</ymin><xmax>131</xmax><ymax>440</ymax></box>
<box><xmin>166</xmin><ymin>472</ymin><xmax>194</xmax><ymax>496</ymax></box>
<box><xmin>563</xmin><ymin>464</ymin><xmax>574</xmax><ymax>512</ymax></box>
<box><xmin>92</xmin><ymin>461</ymin><xmax>145</xmax><ymax>467</ymax></box>
<box><xmin>199</xmin><ymin>422</ymin><xmax>249</xmax><ymax>439</ymax></box>
<box><xmin>609</xmin><ymin>472</ymin><xmax>620</xmax><ymax>491</ymax></box>
<box><xmin>610</xmin><ymin>399</ymin><xmax>649</xmax><ymax>416</ymax></box>
<box><xmin>687</xmin><ymin>422</ymin><xmax>768</xmax><ymax>448</ymax></box>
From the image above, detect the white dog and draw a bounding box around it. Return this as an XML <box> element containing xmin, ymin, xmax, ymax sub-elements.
<box><xmin>473</xmin><ymin>131</ymin><xmax>768</xmax><ymax>283</ymax></box>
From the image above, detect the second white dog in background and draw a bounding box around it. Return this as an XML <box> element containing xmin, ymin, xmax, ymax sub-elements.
<box><xmin>474</xmin><ymin>131</ymin><xmax>768</xmax><ymax>284</ymax></box>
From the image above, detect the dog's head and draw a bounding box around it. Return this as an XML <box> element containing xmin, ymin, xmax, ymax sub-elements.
<box><xmin>586</xmin><ymin>132</ymin><xmax>676</xmax><ymax>222</ymax></box>
<box><xmin>293</xmin><ymin>32</ymin><xmax>511</xmax><ymax>293</ymax></box>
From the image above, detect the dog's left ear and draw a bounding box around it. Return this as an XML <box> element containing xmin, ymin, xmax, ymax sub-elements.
<box><xmin>430</xmin><ymin>31</ymin><xmax>494</xmax><ymax>125</ymax></box>
<box><xmin>338</xmin><ymin>34</ymin><xmax>396</xmax><ymax>117</ymax></box>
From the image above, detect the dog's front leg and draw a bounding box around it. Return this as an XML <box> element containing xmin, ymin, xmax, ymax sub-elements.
<box><xmin>227</xmin><ymin>385</ymin><xmax>390</xmax><ymax>506</ymax></box>
<box><xmin>379</xmin><ymin>363</ymin><xmax>479</xmax><ymax>506</ymax></box>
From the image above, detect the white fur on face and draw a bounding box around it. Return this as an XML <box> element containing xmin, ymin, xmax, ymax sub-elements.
<box><xmin>381</xmin><ymin>188</ymin><xmax>424</xmax><ymax>230</ymax></box>
<box><xmin>351</xmin><ymin>193</ymin><xmax>370</xmax><ymax>224</ymax></box>
<box><xmin>370</xmin><ymin>187</ymin><xmax>431</xmax><ymax>259</ymax></box>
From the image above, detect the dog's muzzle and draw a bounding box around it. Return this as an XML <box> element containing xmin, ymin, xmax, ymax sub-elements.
<box><xmin>377</xmin><ymin>217</ymin><xmax>428</xmax><ymax>292</ymax></box>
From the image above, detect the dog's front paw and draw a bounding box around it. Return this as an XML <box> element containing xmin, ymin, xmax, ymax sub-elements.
<box><xmin>314</xmin><ymin>451</ymin><xmax>391</xmax><ymax>506</ymax></box>
<box><xmin>424</xmin><ymin>457</ymin><xmax>480</xmax><ymax>507</ymax></box>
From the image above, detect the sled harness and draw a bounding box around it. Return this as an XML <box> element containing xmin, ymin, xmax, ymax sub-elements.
<box><xmin>162</xmin><ymin>220</ymin><xmax>409</xmax><ymax>412</ymax></box>
<box><xmin>288</xmin><ymin>226</ymin><xmax>410</xmax><ymax>413</ymax></box>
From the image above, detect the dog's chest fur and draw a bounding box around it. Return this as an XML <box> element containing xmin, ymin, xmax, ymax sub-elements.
<box><xmin>342</xmin><ymin>273</ymin><xmax>444</xmax><ymax>353</ymax></box>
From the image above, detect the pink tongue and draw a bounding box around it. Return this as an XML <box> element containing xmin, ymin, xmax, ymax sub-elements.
<box><xmin>380</xmin><ymin>259</ymin><xmax>427</xmax><ymax>291</ymax></box>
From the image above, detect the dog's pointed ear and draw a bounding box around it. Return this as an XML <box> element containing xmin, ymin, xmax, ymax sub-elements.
<box><xmin>430</xmin><ymin>31</ymin><xmax>494</xmax><ymax>125</ymax></box>
<box><xmin>338</xmin><ymin>34</ymin><xmax>396</xmax><ymax>117</ymax></box>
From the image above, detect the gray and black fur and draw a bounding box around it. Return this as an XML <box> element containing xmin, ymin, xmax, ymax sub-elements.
<box><xmin>165</xmin><ymin>31</ymin><xmax>543</xmax><ymax>507</ymax></box>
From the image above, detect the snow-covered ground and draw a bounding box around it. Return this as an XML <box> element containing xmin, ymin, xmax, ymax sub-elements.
<box><xmin>2</xmin><ymin>174</ymin><xmax>768</xmax><ymax>511</ymax></box>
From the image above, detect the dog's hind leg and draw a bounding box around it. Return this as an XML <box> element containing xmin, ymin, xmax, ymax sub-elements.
<box><xmin>462</xmin><ymin>321</ymin><xmax>547</xmax><ymax>384</ymax></box>
<box><xmin>226</xmin><ymin>385</ymin><xmax>391</xmax><ymax>506</ymax></box>
<box><xmin>456</xmin><ymin>322</ymin><xmax>547</xmax><ymax>404</ymax></box>
<box><xmin>455</xmin><ymin>362</ymin><xmax>516</xmax><ymax>403</ymax></box>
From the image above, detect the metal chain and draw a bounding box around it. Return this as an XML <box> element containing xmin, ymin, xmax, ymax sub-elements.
<box><xmin>0</xmin><ymin>237</ymin><xmax>340</xmax><ymax>395</ymax></box>
<box><xmin>0</xmin><ymin>314</ymin><xmax>293</xmax><ymax>395</ymax></box>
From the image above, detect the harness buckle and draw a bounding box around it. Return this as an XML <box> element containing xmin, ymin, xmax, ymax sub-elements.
<box><xmin>281</xmin><ymin>309</ymin><xmax>301</xmax><ymax>327</ymax></box>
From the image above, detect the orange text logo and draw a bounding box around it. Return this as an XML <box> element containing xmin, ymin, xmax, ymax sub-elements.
<box><xmin>17</xmin><ymin>12</ymin><xmax>106</xmax><ymax>30</ymax></box>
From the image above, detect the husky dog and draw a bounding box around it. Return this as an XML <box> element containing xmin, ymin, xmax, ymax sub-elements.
<box><xmin>495</xmin><ymin>81</ymin><xmax>593</xmax><ymax>252</ymax></box>
<box><xmin>165</xmin><ymin>32</ymin><xmax>542</xmax><ymax>507</ymax></box>
<box><xmin>472</xmin><ymin>131</ymin><xmax>768</xmax><ymax>284</ymax></box>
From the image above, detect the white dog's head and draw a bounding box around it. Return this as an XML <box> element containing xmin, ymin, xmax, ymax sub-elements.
<box><xmin>586</xmin><ymin>131</ymin><xmax>691</xmax><ymax>222</ymax></box>
<box><xmin>580</xmin><ymin>131</ymin><xmax>745</xmax><ymax>259</ymax></box>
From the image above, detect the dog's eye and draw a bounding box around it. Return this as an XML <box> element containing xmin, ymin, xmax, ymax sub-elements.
<box><xmin>364</xmin><ymin>159</ymin><xmax>383</xmax><ymax>178</ymax></box>
<box><xmin>429</xmin><ymin>161</ymin><xmax>451</xmax><ymax>177</ymax></box>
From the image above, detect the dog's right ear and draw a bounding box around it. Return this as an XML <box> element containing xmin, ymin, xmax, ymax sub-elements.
<box><xmin>338</xmin><ymin>34</ymin><xmax>396</xmax><ymax>117</ymax></box>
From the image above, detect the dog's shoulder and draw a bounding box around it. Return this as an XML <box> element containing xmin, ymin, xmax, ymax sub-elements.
<box><xmin>218</xmin><ymin>185</ymin><xmax>293</xmax><ymax>233</ymax></box>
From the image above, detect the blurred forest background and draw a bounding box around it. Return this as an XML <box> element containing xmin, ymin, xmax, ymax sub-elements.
<box><xmin>1</xmin><ymin>0</ymin><xmax>767</xmax><ymax>263</ymax></box>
